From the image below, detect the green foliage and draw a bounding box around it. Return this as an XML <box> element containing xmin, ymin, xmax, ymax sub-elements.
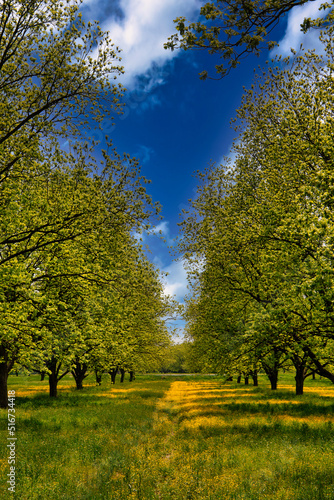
<box><xmin>165</xmin><ymin>0</ymin><xmax>334</xmax><ymax>78</ymax></box>
<box><xmin>179</xmin><ymin>25</ymin><xmax>334</xmax><ymax>392</ymax></box>
<box><xmin>159</xmin><ymin>342</ymin><xmax>193</xmax><ymax>373</ymax></box>
<box><xmin>0</xmin><ymin>0</ymin><xmax>172</xmax><ymax>407</ymax></box>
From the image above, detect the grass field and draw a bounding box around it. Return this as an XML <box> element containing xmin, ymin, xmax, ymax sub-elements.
<box><xmin>1</xmin><ymin>372</ymin><xmax>334</xmax><ymax>499</ymax></box>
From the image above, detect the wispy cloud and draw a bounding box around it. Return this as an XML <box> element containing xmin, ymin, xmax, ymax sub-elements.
<box><xmin>133</xmin><ymin>144</ymin><xmax>155</xmax><ymax>164</ymax></box>
<box><xmin>85</xmin><ymin>0</ymin><xmax>201</xmax><ymax>89</ymax></box>
<box><xmin>271</xmin><ymin>0</ymin><xmax>328</xmax><ymax>58</ymax></box>
<box><xmin>155</xmin><ymin>257</ymin><xmax>188</xmax><ymax>301</ymax></box>
<box><xmin>149</xmin><ymin>221</ymin><xmax>175</xmax><ymax>246</ymax></box>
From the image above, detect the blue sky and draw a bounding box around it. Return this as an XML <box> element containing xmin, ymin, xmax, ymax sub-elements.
<box><xmin>80</xmin><ymin>0</ymin><xmax>326</xmax><ymax>338</ymax></box>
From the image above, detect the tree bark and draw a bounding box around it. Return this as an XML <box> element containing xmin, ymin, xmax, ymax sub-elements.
<box><xmin>109</xmin><ymin>367</ymin><xmax>118</xmax><ymax>385</ymax></box>
<box><xmin>129</xmin><ymin>371</ymin><xmax>135</xmax><ymax>382</ymax></box>
<box><xmin>262</xmin><ymin>364</ymin><xmax>278</xmax><ymax>390</ymax></box>
<box><xmin>120</xmin><ymin>368</ymin><xmax>125</xmax><ymax>383</ymax></box>
<box><xmin>71</xmin><ymin>361</ymin><xmax>88</xmax><ymax>390</ymax></box>
<box><xmin>95</xmin><ymin>370</ymin><xmax>102</xmax><ymax>385</ymax></box>
<box><xmin>244</xmin><ymin>376</ymin><xmax>249</xmax><ymax>385</ymax></box>
<box><xmin>0</xmin><ymin>345</ymin><xmax>13</xmax><ymax>408</ymax></box>
<box><xmin>268</xmin><ymin>374</ymin><xmax>278</xmax><ymax>390</ymax></box>
<box><xmin>0</xmin><ymin>355</ymin><xmax>9</xmax><ymax>408</ymax></box>
<box><xmin>251</xmin><ymin>372</ymin><xmax>258</xmax><ymax>386</ymax></box>
<box><xmin>237</xmin><ymin>375</ymin><xmax>241</xmax><ymax>383</ymax></box>
<box><xmin>295</xmin><ymin>367</ymin><xmax>304</xmax><ymax>395</ymax></box>
<box><xmin>49</xmin><ymin>371</ymin><xmax>58</xmax><ymax>398</ymax></box>
<box><xmin>47</xmin><ymin>358</ymin><xmax>69</xmax><ymax>397</ymax></box>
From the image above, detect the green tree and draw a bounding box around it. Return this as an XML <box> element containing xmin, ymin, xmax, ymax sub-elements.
<box><xmin>180</xmin><ymin>27</ymin><xmax>334</xmax><ymax>393</ymax></box>
<box><xmin>0</xmin><ymin>144</ymin><xmax>160</xmax><ymax>406</ymax></box>
<box><xmin>0</xmin><ymin>0</ymin><xmax>123</xmax><ymax>184</ymax></box>
<box><xmin>165</xmin><ymin>0</ymin><xmax>334</xmax><ymax>78</ymax></box>
<box><xmin>159</xmin><ymin>342</ymin><xmax>193</xmax><ymax>373</ymax></box>
<box><xmin>0</xmin><ymin>0</ymin><xmax>125</xmax><ymax>408</ymax></box>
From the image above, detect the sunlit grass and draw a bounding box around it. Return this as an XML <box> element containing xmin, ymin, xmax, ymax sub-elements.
<box><xmin>1</xmin><ymin>372</ymin><xmax>334</xmax><ymax>499</ymax></box>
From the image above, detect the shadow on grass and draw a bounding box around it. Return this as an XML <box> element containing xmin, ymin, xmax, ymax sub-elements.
<box><xmin>179</xmin><ymin>419</ymin><xmax>334</xmax><ymax>442</ymax></box>
<box><xmin>225</xmin><ymin>401</ymin><xmax>334</xmax><ymax>416</ymax></box>
<box><xmin>15</xmin><ymin>386</ymin><xmax>166</xmax><ymax>411</ymax></box>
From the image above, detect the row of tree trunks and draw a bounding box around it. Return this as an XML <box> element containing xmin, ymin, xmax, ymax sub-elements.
<box><xmin>232</xmin><ymin>372</ymin><xmax>258</xmax><ymax>386</ymax></box>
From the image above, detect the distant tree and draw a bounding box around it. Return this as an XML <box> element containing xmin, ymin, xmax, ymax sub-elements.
<box><xmin>159</xmin><ymin>342</ymin><xmax>192</xmax><ymax>373</ymax></box>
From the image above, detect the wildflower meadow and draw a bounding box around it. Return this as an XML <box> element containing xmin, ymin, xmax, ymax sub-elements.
<box><xmin>1</xmin><ymin>373</ymin><xmax>334</xmax><ymax>499</ymax></box>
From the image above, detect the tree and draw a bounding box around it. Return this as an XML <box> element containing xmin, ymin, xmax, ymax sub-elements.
<box><xmin>159</xmin><ymin>342</ymin><xmax>193</xmax><ymax>373</ymax></box>
<box><xmin>0</xmin><ymin>0</ymin><xmax>123</xmax><ymax>184</ymax></box>
<box><xmin>0</xmin><ymin>1</ymin><xmax>173</xmax><ymax>408</ymax></box>
<box><xmin>165</xmin><ymin>0</ymin><xmax>334</xmax><ymax>78</ymax></box>
<box><xmin>0</xmin><ymin>143</ymin><xmax>160</xmax><ymax>406</ymax></box>
<box><xmin>91</xmin><ymin>243</ymin><xmax>172</xmax><ymax>379</ymax></box>
<box><xmin>0</xmin><ymin>0</ymin><xmax>125</xmax><ymax>408</ymax></box>
<box><xmin>179</xmin><ymin>27</ymin><xmax>334</xmax><ymax>393</ymax></box>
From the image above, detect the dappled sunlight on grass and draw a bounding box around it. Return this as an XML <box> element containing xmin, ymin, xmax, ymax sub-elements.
<box><xmin>148</xmin><ymin>379</ymin><xmax>334</xmax><ymax>499</ymax></box>
<box><xmin>2</xmin><ymin>374</ymin><xmax>334</xmax><ymax>499</ymax></box>
<box><xmin>16</xmin><ymin>385</ymin><xmax>49</xmax><ymax>397</ymax></box>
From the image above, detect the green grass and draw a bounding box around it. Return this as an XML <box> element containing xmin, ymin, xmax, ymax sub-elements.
<box><xmin>1</xmin><ymin>372</ymin><xmax>334</xmax><ymax>499</ymax></box>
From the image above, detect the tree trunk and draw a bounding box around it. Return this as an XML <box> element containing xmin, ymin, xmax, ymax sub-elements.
<box><xmin>40</xmin><ymin>371</ymin><xmax>46</xmax><ymax>381</ymax></box>
<box><xmin>262</xmin><ymin>364</ymin><xmax>278</xmax><ymax>390</ymax></box>
<box><xmin>251</xmin><ymin>372</ymin><xmax>258</xmax><ymax>386</ymax></box>
<box><xmin>129</xmin><ymin>371</ymin><xmax>135</xmax><ymax>382</ymax></box>
<box><xmin>48</xmin><ymin>357</ymin><xmax>59</xmax><ymax>397</ymax></box>
<box><xmin>244</xmin><ymin>376</ymin><xmax>249</xmax><ymax>385</ymax></box>
<box><xmin>268</xmin><ymin>373</ymin><xmax>278</xmax><ymax>390</ymax></box>
<box><xmin>295</xmin><ymin>366</ymin><xmax>305</xmax><ymax>396</ymax></box>
<box><xmin>109</xmin><ymin>367</ymin><xmax>118</xmax><ymax>385</ymax></box>
<box><xmin>120</xmin><ymin>368</ymin><xmax>125</xmax><ymax>383</ymax></box>
<box><xmin>71</xmin><ymin>362</ymin><xmax>88</xmax><ymax>390</ymax></box>
<box><xmin>237</xmin><ymin>375</ymin><xmax>241</xmax><ymax>384</ymax></box>
<box><xmin>46</xmin><ymin>358</ymin><xmax>69</xmax><ymax>397</ymax></box>
<box><xmin>49</xmin><ymin>371</ymin><xmax>58</xmax><ymax>398</ymax></box>
<box><xmin>0</xmin><ymin>355</ymin><xmax>9</xmax><ymax>409</ymax></box>
<box><xmin>95</xmin><ymin>370</ymin><xmax>102</xmax><ymax>385</ymax></box>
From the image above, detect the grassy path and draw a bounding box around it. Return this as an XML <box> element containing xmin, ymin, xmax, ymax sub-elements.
<box><xmin>147</xmin><ymin>379</ymin><xmax>334</xmax><ymax>499</ymax></box>
<box><xmin>1</xmin><ymin>374</ymin><xmax>334</xmax><ymax>499</ymax></box>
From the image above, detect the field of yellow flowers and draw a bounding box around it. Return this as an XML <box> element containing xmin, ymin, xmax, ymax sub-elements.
<box><xmin>1</xmin><ymin>373</ymin><xmax>334</xmax><ymax>499</ymax></box>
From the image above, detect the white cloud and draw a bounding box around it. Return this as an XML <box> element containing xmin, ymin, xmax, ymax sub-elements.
<box><xmin>88</xmin><ymin>0</ymin><xmax>201</xmax><ymax>88</ymax></box>
<box><xmin>163</xmin><ymin>260</ymin><xmax>188</xmax><ymax>299</ymax></box>
<box><xmin>150</xmin><ymin>221</ymin><xmax>169</xmax><ymax>236</ymax></box>
<box><xmin>271</xmin><ymin>0</ymin><xmax>329</xmax><ymax>58</ymax></box>
<box><xmin>154</xmin><ymin>257</ymin><xmax>189</xmax><ymax>301</ymax></box>
<box><xmin>149</xmin><ymin>221</ymin><xmax>175</xmax><ymax>245</ymax></box>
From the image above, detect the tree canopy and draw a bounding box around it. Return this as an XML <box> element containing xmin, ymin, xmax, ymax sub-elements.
<box><xmin>179</xmin><ymin>24</ymin><xmax>334</xmax><ymax>393</ymax></box>
<box><xmin>0</xmin><ymin>0</ymin><xmax>173</xmax><ymax>407</ymax></box>
<box><xmin>165</xmin><ymin>0</ymin><xmax>334</xmax><ymax>78</ymax></box>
